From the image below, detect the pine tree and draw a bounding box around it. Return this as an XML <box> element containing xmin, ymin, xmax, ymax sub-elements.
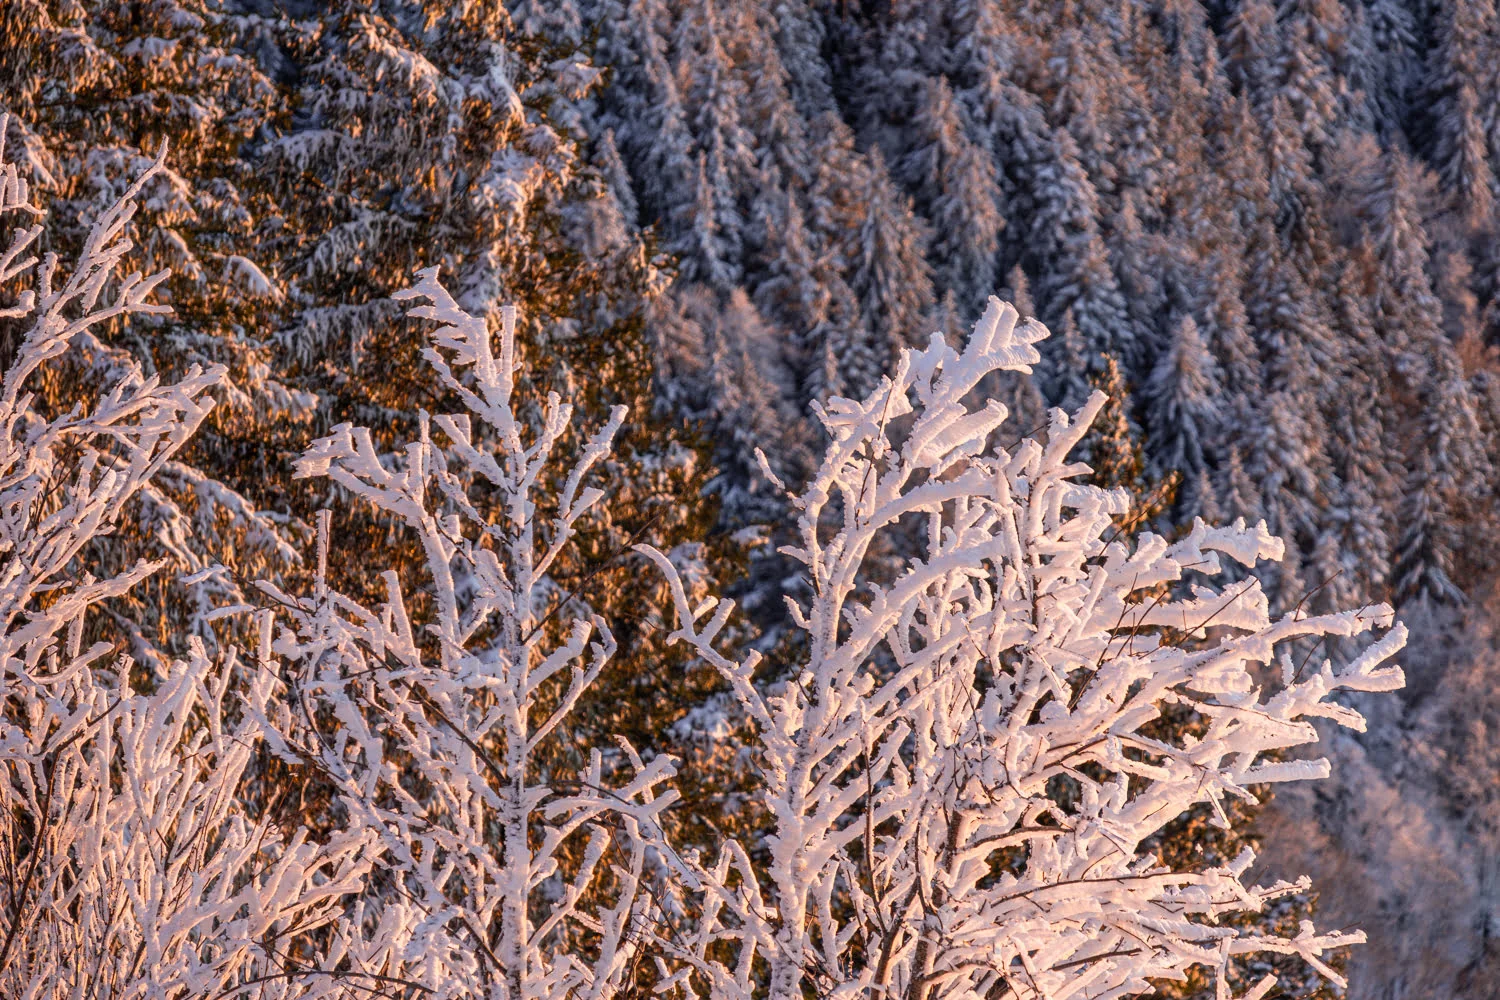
<box><xmin>947</xmin><ymin>0</ymin><xmax>1019</xmax><ymax>99</ymax></box>
<box><xmin>1039</xmin><ymin>308</ymin><xmax>1094</xmax><ymax>413</ymax></box>
<box><xmin>767</xmin><ymin>0</ymin><xmax>835</xmax><ymax>120</ymax></box>
<box><xmin>1320</xmin><ymin>253</ymin><xmax>1399</xmax><ymax>606</ymax></box>
<box><xmin>1046</xmin><ymin>25</ymin><xmax>1121</xmax><ymax>200</ymax></box>
<box><xmin>665</xmin><ymin>284</ymin><xmax>800</xmax><ymax>527</ymax></box>
<box><xmin>1261</xmin><ymin>92</ymin><xmax>1318</xmax><ymax>231</ymax></box>
<box><xmin>1358</xmin><ymin>151</ymin><xmax>1450</xmax><ymax>376</ymax></box>
<box><xmin>850</xmin><ymin>0</ymin><xmax>935</xmax><ymax>159</ymax></box>
<box><xmin>738</xmin><ymin>3</ymin><xmax>816</xmax><ymax>193</ymax></box>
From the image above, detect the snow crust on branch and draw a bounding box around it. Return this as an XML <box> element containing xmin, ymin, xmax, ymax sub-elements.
<box><xmin>639</xmin><ymin>296</ymin><xmax>1406</xmax><ymax>1000</ymax></box>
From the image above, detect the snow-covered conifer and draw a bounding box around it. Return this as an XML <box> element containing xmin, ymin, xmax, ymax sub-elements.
<box><xmin>1392</xmin><ymin>342</ymin><xmax>1493</xmax><ymax>606</ymax></box>
<box><xmin>1424</xmin><ymin>0</ymin><xmax>1498</xmax><ymax>226</ymax></box>
<box><xmin>1221</xmin><ymin>0</ymin><xmax>1277</xmax><ymax>102</ymax></box>
<box><xmin>1272</xmin><ymin>0</ymin><xmax>1347</xmax><ymax>151</ymax></box>
<box><xmin>1319</xmin><ymin>260</ymin><xmax>1399</xmax><ymax>607</ymax></box>
<box><xmin>753</xmin><ymin>191</ymin><xmax>862</xmax><ymax>412</ymax></box>
<box><xmin>667</xmin><ymin>284</ymin><xmax>805</xmax><ymax>530</ymax></box>
<box><xmin>766</xmin><ymin>0</ymin><xmax>836</xmax><ymax>120</ymax></box>
<box><xmin>670</xmin><ymin>0</ymin><xmax>759</xmax><ymax>290</ymax></box>
<box><xmin>593</xmin><ymin>0</ymin><xmax>697</xmax><ymax>227</ymax></box>
<box><xmin>1047</xmin><ymin>26</ymin><xmax>1122</xmax><ymax>199</ymax></box>
<box><xmin>1022</xmin><ymin>129</ymin><xmax>1138</xmax><ymax>370</ymax></box>
<box><xmin>1353</xmin><ymin>0</ymin><xmax>1421</xmax><ymax>133</ymax></box>
<box><xmin>1039</xmin><ymin>308</ymin><xmax>1094</xmax><ymax>414</ymax></box>
<box><xmin>851</xmin><ymin>3</ymin><xmax>937</xmax><ymax>158</ymax></box>
<box><xmin>1146</xmin><ymin>314</ymin><xmax>1222</xmax><ymax>483</ymax></box>
<box><xmin>848</xmin><ymin>150</ymin><xmax>936</xmax><ymax>399</ymax></box>
<box><xmin>901</xmin><ymin>77</ymin><xmax>1006</xmax><ymax>314</ymax></box>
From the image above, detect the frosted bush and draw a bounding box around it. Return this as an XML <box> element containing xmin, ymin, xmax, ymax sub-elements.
<box><xmin>0</xmin><ymin>118</ymin><xmax>376</xmax><ymax>998</ymax></box>
<box><xmin>641</xmin><ymin>298</ymin><xmax>1405</xmax><ymax>1000</ymax></box>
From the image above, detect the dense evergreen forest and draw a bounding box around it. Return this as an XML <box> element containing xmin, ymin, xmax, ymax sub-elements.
<box><xmin>1</xmin><ymin>0</ymin><xmax>1497</xmax><ymax>996</ymax></box>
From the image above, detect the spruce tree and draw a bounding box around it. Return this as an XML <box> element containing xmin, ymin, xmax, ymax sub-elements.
<box><xmin>1424</xmin><ymin>0</ymin><xmax>1498</xmax><ymax>226</ymax></box>
<box><xmin>899</xmin><ymin>75</ymin><xmax>1004</xmax><ymax>315</ymax></box>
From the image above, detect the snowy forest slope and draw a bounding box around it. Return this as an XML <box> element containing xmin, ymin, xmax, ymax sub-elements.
<box><xmin>564</xmin><ymin>0</ymin><xmax>1500</xmax><ymax>618</ymax></box>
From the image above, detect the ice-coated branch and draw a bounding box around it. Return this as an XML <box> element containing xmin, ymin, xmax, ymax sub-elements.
<box><xmin>641</xmin><ymin>297</ymin><xmax>1405</xmax><ymax>1000</ymax></box>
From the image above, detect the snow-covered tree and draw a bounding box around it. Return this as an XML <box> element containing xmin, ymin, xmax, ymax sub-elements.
<box><xmin>1046</xmin><ymin>26</ymin><xmax>1122</xmax><ymax>201</ymax></box>
<box><xmin>765</xmin><ymin>0</ymin><xmax>835</xmax><ymax>121</ymax></box>
<box><xmin>753</xmin><ymin>191</ymin><xmax>847</xmax><ymax>408</ymax></box>
<box><xmin>1020</xmin><ymin>128</ymin><xmax>1138</xmax><ymax>371</ymax></box>
<box><xmin>641</xmin><ymin>298</ymin><xmax>1406</xmax><ymax>1000</ymax></box>
<box><xmin>848</xmin><ymin>150</ymin><xmax>936</xmax><ymax>400</ymax></box>
<box><xmin>1146</xmin><ymin>313</ymin><xmax>1222</xmax><ymax>483</ymax></box>
<box><xmin>670</xmin><ymin>0</ymin><xmax>759</xmax><ymax>290</ymax></box>
<box><xmin>1272</xmin><ymin>0</ymin><xmax>1347</xmax><ymax>152</ymax></box>
<box><xmin>1221</xmin><ymin>0</ymin><xmax>1278</xmax><ymax>103</ymax></box>
<box><xmin>259</xmin><ymin>269</ymin><xmax>677</xmax><ymax>998</ymax></box>
<box><xmin>1353</xmin><ymin>0</ymin><xmax>1421</xmax><ymax>135</ymax></box>
<box><xmin>1424</xmin><ymin>0</ymin><xmax>1498</xmax><ymax>227</ymax></box>
<box><xmin>662</xmin><ymin>283</ymin><xmax>804</xmax><ymax>530</ymax></box>
<box><xmin>900</xmin><ymin>76</ymin><xmax>1006</xmax><ymax>314</ymax></box>
<box><xmin>1392</xmin><ymin>341</ymin><xmax>1492</xmax><ymax>606</ymax></box>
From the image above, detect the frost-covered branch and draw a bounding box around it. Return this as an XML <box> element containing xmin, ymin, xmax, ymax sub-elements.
<box><xmin>641</xmin><ymin>298</ymin><xmax>1405</xmax><ymax>1000</ymax></box>
<box><xmin>259</xmin><ymin>267</ymin><xmax>676</xmax><ymax>999</ymax></box>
